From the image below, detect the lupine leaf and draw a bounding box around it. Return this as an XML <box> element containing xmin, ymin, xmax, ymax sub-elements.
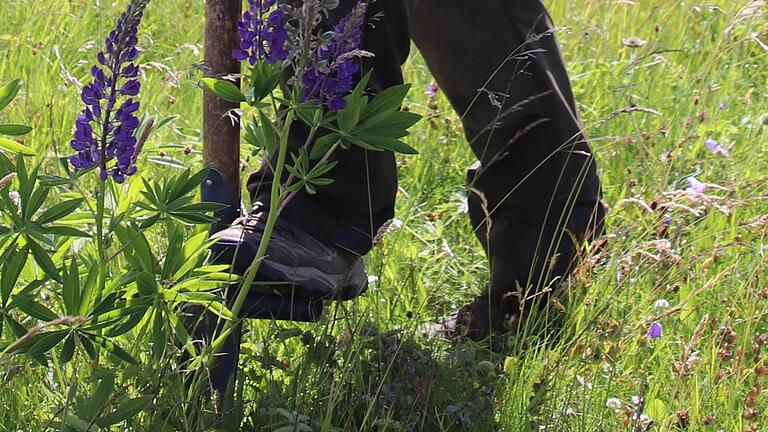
<box><xmin>0</xmin><ymin>124</ymin><xmax>32</xmax><ymax>136</ymax></box>
<box><xmin>0</xmin><ymin>137</ymin><xmax>36</xmax><ymax>156</ymax></box>
<box><xmin>202</xmin><ymin>78</ymin><xmax>246</xmax><ymax>103</ymax></box>
<box><xmin>84</xmin><ymin>370</ymin><xmax>115</xmax><ymax>420</ymax></box>
<box><xmin>359</xmin><ymin>83</ymin><xmax>411</xmax><ymax>125</ymax></box>
<box><xmin>36</xmin><ymin>198</ymin><xmax>84</xmax><ymax>225</ymax></box>
<box><xmin>27</xmin><ymin>238</ymin><xmax>62</xmax><ymax>282</ymax></box>
<box><xmin>0</xmin><ymin>79</ymin><xmax>21</xmax><ymax>111</ymax></box>
<box><xmin>28</xmin><ymin>330</ymin><xmax>68</xmax><ymax>356</ymax></box>
<box><xmin>1</xmin><ymin>243</ymin><xmax>27</xmax><ymax>305</ymax></box>
<box><xmin>97</xmin><ymin>395</ymin><xmax>153</xmax><ymax>427</ymax></box>
<box><xmin>88</xmin><ymin>334</ymin><xmax>138</xmax><ymax>364</ymax></box>
<box><xmin>12</xmin><ymin>294</ymin><xmax>58</xmax><ymax>321</ymax></box>
<box><xmin>59</xmin><ymin>332</ymin><xmax>76</xmax><ymax>363</ymax></box>
<box><xmin>62</xmin><ymin>258</ymin><xmax>80</xmax><ymax>315</ymax></box>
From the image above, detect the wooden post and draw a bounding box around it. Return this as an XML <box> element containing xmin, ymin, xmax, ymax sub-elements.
<box><xmin>204</xmin><ymin>0</ymin><xmax>242</xmax><ymax>203</ymax></box>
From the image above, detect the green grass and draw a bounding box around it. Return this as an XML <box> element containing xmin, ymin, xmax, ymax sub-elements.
<box><xmin>2</xmin><ymin>0</ymin><xmax>768</xmax><ymax>430</ymax></box>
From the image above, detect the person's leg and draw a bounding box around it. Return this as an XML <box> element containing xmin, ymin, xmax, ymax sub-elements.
<box><xmin>245</xmin><ymin>0</ymin><xmax>410</xmax><ymax>255</ymax></box>
<box><xmin>408</xmin><ymin>0</ymin><xmax>605</xmax><ymax>337</ymax></box>
<box><xmin>213</xmin><ymin>1</ymin><xmax>411</xmax><ymax>300</ymax></box>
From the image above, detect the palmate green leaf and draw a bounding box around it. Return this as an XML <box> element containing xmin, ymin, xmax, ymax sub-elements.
<box><xmin>147</xmin><ymin>155</ymin><xmax>186</xmax><ymax>169</ymax></box>
<box><xmin>171</xmin><ymin>232</ymin><xmax>217</xmax><ymax>281</ymax></box>
<box><xmin>165</xmin><ymin>291</ymin><xmax>233</xmax><ymax>320</ymax></box>
<box><xmin>1</xmin><ymin>243</ymin><xmax>28</xmax><ymax>305</ymax></box>
<box><xmin>0</xmin><ymin>137</ymin><xmax>36</xmax><ymax>156</ymax></box>
<box><xmin>0</xmin><ymin>79</ymin><xmax>21</xmax><ymax>112</ymax></box>
<box><xmin>138</xmin><ymin>213</ymin><xmax>161</xmax><ymax>229</ymax></box>
<box><xmin>337</xmin><ymin>93</ymin><xmax>366</xmax><ymax>133</ymax></box>
<box><xmin>35</xmin><ymin>198</ymin><xmax>83</xmax><ymax>225</ymax></box>
<box><xmin>0</xmin><ymin>124</ymin><xmax>32</xmax><ymax>136</ymax></box>
<box><xmin>167</xmin><ymin>309</ymin><xmax>190</xmax><ymax>347</ymax></box>
<box><xmin>257</xmin><ymin>110</ymin><xmax>277</xmax><ymax>154</ymax></box>
<box><xmin>168</xmin><ymin>211</ymin><xmax>218</xmax><ymax>225</ymax></box>
<box><xmin>12</xmin><ymin>294</ymin><xmax>58</xmax><ymax>321</ymax></box>
<box><xmin>201</xmin><ymin>78</ymin><xmax>246</xmax><ymax>103</ymax></box>
<box><xmin>359</xmin><ymin>111</ymin><xmax>421</xmax><ymax>137</ymax></box>
<box><xmin>60</xmin><ymin>413</ymin><xmax>99</xmax><ymax>432</ymax></box>
<box><xmin>59</xmin><ymin>332</ymin><xmax>75</xmax><ymax>363</ymax></box>
<box><xmin>76</xmin><ymin>265</ymin><xmax>98</xmax><ymax>317</ymax></box>
<box><xmin>105</xmin><ymin>310</ymin><xmax>145</xmax><ymax>337</ymax></box>
<box><xmin>38</xmin><ymin>175</ymin><xmax>72</xmax><ymax>186</ymax></box>
<box><xmin>135</xmin><ymin>271</ymin><xmax>156</xmax><ymax>296</ymax></box>
<box><xmin>114</xmin><ymin>225</ymin><xmax>158</xmax><ymax>273</ymax></box>
<box><xmin>27</xmin><ymin>237</ymin><xmax>62</xmax><ymax>282</ymax></box>
<box><xmin>363</xmin><ymin>136</ymin><xmax>418</xmax><ymax>154</ymax></box>
<box><xmin>310</xmin><ymin>132</ymin><xmax>341</xmax><ymax>159</ymax></box>
<box><xmin>359</xmin><ymin>83</ymin><xmax>412</xmax><ymax>126</ymax></box>
<box><xmin>97</xmin><ymin>395</ymin><xmax>153</xmax><ymax>428</ymax></box>
<box><xmin>88</xmin><ymin>333</ymin><xmax>138</xmax><ymax>364</ymax></box>
<box><xmin>23</xmin><ymin>185</ymin><xmax>49</xmax><ymax>220</ymax></box>
<box><xmin>335</xmin><ymin>71</ymin><xmax>372</xmax><ymax>133</ymax></box>
<box><xmin>86</xmin><ymin>370</ymin><xmax>115</xmax><ymax>421</ymax></box>
<box><xmin>62</xmin><ymin>258</ymin><xmax>80</xmax><ymax>315</ymax></box>
<box><xmin>249</xmin><ymin>62</ymin><xmax>281</xmax><ymax>104</ymax></box>
<box><xmin>47</xmin><ymin>226</ymin><xmax>91</xmax><ymax>238</ymax></box>
<box><xmin>4</xmin><ymin>313</ymin><xmax>28</xmax><ymax>338</ymax></box>
<box><xmin>161</xmin><ymin>224</ymin><xmax>183</xmax><ymax>280</ymax></box>
<box><xmin>152</xmin><ymin>308</ymin><xmax>166</xmax><ymax>360</ymax></box>
<box><xmin>170</xmin><ymin>166</ymin><xmax>210</xmax><ymax>200</ymax></box>
<box><xmin>27</xmin><ymin>330</ymin><xmax>68</xmax><ymax>356</ymax></box>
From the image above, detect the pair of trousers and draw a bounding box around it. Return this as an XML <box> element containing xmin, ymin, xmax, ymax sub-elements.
<box><xmin>247</xmin><ymin>0</ymin><xmax>606</xmax><ymax>299</ymax></box>
<box><xmin>196</xmin><ymin>0</ymin><xmax>606</xmax><ymax>395</ymax></box>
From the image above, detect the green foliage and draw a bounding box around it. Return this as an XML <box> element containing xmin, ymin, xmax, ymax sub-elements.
<box><xmin>2</xmin><ymin>0</ymin><xmax>768</xmax><ymax>431</ymax></box>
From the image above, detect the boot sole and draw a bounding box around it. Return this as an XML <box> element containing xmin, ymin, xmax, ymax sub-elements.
<box><xmin>211</xmin><ymin>239</ymin><xmax>368</xmax><ymax>300</ymax></box>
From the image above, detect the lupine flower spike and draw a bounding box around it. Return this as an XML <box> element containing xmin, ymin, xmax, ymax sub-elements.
<box><xmin>233</xmin><ymin>0</ymin><xmax>289</xmax><ymax>65</ymax></box>
<box><xmin>70</xmin><ymin>0</ymin><xmax>150</xmax><ymax>183</ymax></box>
<box><xmin>301</xmin><ymin>2</ymin><xmax>369</xmax><ymax>111</ymax></box>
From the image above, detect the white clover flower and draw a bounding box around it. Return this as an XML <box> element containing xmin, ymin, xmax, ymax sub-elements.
<box><xmin>606</xmin><ymin>397</ymin><xmax>622</xmax><ymax>410</ymax></box>
<box><xmin>654</xmin><ymin>299</ymin><xmax>670</xmax><ymax>309</ymax></box>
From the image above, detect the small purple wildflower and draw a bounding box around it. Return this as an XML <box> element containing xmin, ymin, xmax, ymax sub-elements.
<box><xmin>686</xmin><ymin>176</ymin><xmax>706</xmax><ymax>194</ymax></box>
<box><xmin>647</xmin><ymin>322</ymin><xmax>663</xmax><ymax>339</ymax></box>
<box><xmin>705</xmin><ymin>139</ymin><xmax>730</xmax><ymax>157</ymax></box>
<box><xmin>426</xmin><ymin>82</ymin><xmax>439</xmax><ymax>97</ymax></box>
<box><xmin>233</xmin><ymin>0</ymin><xmax>288</xmax><ymax>65</ymax></box>
<box><xmin>300</xmin><ymin>3</ymin><xmax>368</xmax><ymax>111</ymax></box>
<box><xmin>663</xmin><ymin>214</ymin><xmax>672</xmax><ymax>227</ymax></box>
<box><xmin>70</xmin><ymin>0</ymin><xmax>149</xmax><ymax>183</ymax></box>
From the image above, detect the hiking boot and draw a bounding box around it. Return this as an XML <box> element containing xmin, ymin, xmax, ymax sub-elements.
<box><xmin>421</xmin><ymin>293</ymin><xmax>520</xmax><ymax>341</ymax></box>
<box><xmin>210</xmin><ymin>203</ymin><xmax>368</xmax><ymax>300</ymax></box>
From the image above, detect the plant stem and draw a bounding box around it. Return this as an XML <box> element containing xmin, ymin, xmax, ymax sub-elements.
<box><xmin>198</xmin><ymin>109</ymin><xmax>296</xmax><ymax>386</ymax></box>
<box><xmin>281</xmin><ymin>141</ymin><xmax>339</xmax><ymax>211</ymax></box>
<box><xmin>94</xmin><ymin>181</ymin><xmax>107</xmax><ymax>302</ymax></box>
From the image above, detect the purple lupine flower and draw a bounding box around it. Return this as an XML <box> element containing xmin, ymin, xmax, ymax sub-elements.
<box><xmin>686</xmin><ymin>176</ymin><xmax>706</xmax><ymax>194</ymax></box>
<box><xmin>233</xmin><ymin>0</ymin><xmax>288</xmax><ymax>65</ymax></box>
<box><xmin>300</xmin><ymin>3</ymin><xmax>368</xmax><ymax>111</ymax></box>
<box><xmin>647</xmin><ymin>322</ymin><xmax>663</xmax><ymax>339</ymax></box>
<box><xmin>705</xmin><ymin>139</ymin><xmax>730</xmax><ymax>157</ymax></box>
<box><xmin>70</xmin><ymin>0</ymin><xmax>149</xmax><ymax>183</ymax></box>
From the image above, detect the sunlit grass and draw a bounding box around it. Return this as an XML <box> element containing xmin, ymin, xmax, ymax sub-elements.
<box><xmin>1</xmin><ymin>0</ymin><xmax>768</xmax><ymax>430</ymax></box>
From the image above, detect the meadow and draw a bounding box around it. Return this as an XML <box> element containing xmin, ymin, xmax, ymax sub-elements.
<box><xmin>1</xmin><ymin>0</ymin><xmax>768</xmax><ymax>430</ymax></box>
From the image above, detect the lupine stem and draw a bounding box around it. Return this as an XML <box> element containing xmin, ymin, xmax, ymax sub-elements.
<box><xmin>94</xmin><ymin>181</ymin><xmax>107</xmax><ymax>300</ymax></box>
<box><xmin>192</xmin><ymin>109</ymin><xmax>296</xmax><ymax>397</ymax></box>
